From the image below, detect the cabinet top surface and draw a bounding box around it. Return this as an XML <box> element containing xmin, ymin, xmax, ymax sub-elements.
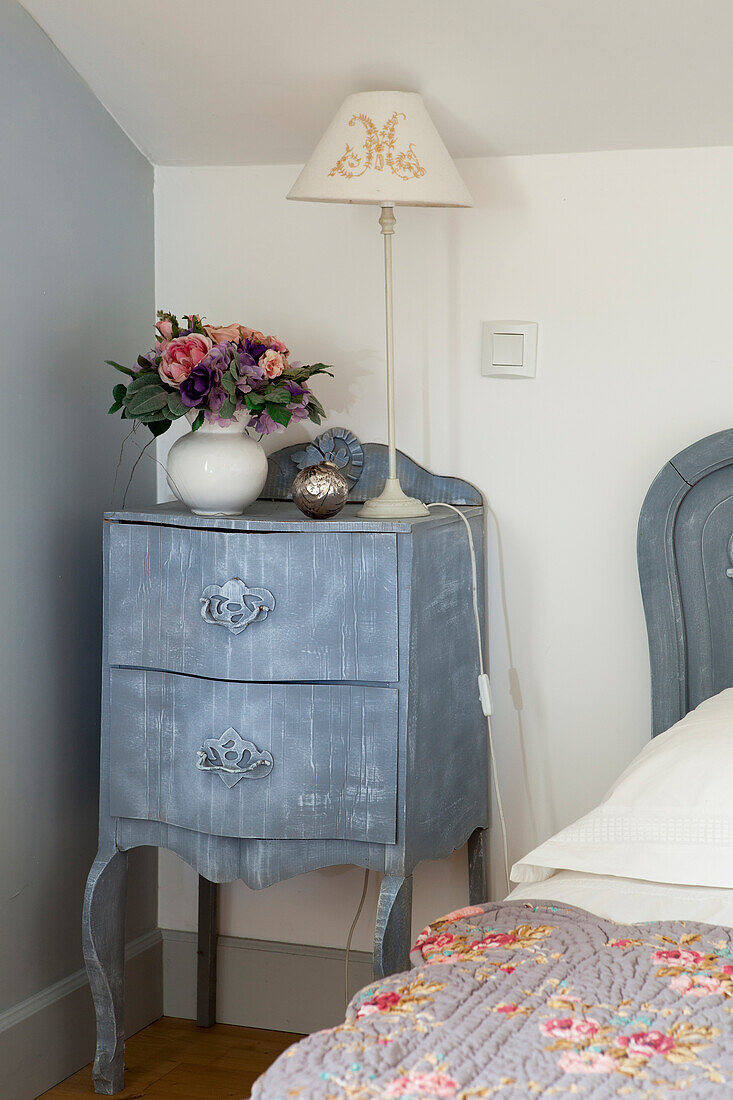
<box><xmin>104</xmin><ymin>500</ymin><xmax>483</xmax><ymax>534</ymax></box>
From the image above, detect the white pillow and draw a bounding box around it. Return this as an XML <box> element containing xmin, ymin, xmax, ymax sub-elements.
<box><xmin>511</xmin><ymin>687</ymin><xmax>733</xmax><ymax>890</ymax></box>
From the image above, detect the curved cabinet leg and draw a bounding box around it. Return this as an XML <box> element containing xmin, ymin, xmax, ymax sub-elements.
<box><xmin>373</xmin><ymin>873</ymin><xmax>413</xmax><ymax>979</ymax></box>
<box><xmin>467</xmin><ymin>826</ymin><xmax>490</xmax><ymax>906</ymax></box>
<box><xmin>82</xmin><ymin>847</ymin><xmax>128</xmax><ymax>1095</ymax></box>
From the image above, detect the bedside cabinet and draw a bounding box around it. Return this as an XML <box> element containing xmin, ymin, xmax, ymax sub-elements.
<box><xmin>83</xmin><ymin>440</ymin><xmax>489</xmax><ymax>1094</ymax></box>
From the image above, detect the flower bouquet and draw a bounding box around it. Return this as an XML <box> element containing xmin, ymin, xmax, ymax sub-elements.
<box><xmin>107</xmin><ymin>311</ymin><xmax>330</xmax><ymax>436</ymax></box>
<box><xmin>107</xmin><ymin>312</ymin><xmax>332</xmax><ymax>515</ymax></box>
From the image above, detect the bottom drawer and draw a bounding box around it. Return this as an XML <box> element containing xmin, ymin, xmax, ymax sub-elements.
<box><xmin>109</xmin><ymin>669</ymin><xmax>399</xmax><ymax>843</ymax></box>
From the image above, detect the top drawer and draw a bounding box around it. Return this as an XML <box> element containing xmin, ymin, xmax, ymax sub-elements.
<box><xmin>107</xmin><ymin>522</ymin><xmax>399</xmax><ymax>682</ymax></box>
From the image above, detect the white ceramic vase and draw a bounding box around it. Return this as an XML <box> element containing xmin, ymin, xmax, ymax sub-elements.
<box><xmin>166</xmin><ymin>412</ymin><xmax>268</xmax><ymax>516</ymax></box>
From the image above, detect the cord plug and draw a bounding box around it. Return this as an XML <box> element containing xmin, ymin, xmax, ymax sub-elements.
<box><xmin>478</xmin><ymin>673</ymin><xmax>493</xmax><ymax>717</ymax></box>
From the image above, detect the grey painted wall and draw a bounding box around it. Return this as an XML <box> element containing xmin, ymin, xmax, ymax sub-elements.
<box><xmin>0</xmin><ymin>0</ymin><xmax>157</xmax><ymax>1076</ymax></box>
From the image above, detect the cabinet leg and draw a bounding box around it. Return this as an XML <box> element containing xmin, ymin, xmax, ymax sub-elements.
<box><xmin>467</xmin><ymin>826</ymin><xmax>490</xmax><ymax>905</ymax></box>
<box><xmin>373</xmin><ymin>874</ymin><xmax>413</xmax><ymax>979</ymax></box>
<box><xmin>82</xmin><ymin>846</ymin><xmax>128</xmax><ymax>1095</ymax></box>
<box><xmin>197</xmin><ymin>876</ymin><xmax>218</xmax><ymax>1027</ymax></box>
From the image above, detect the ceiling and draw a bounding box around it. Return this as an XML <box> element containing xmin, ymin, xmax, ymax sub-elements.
<box><xmin>20</xmin><ymin>0</ymin><xmax>733</xmax><ymax>165</ymax></box>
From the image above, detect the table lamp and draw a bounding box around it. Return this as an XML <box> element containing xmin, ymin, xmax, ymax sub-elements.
<box><xmin>287</xmin><ymin>91</ymin><xmax>473</xmax><ymax>518</ymax></box>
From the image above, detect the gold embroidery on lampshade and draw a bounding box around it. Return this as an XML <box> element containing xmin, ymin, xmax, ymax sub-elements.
<box><xmin>329</xmin><ymin>112</ymin><xmax>426</xmax><ymax>180</ymax></box>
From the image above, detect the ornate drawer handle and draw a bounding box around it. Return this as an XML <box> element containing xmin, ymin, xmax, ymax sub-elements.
<box><xmin>200</xmin><ymin>577</ymin><xmax>276</xmax><ymax>635</ymax></box>
<box><xmin>196</xmin><ymin>727</ymin><xmax>274</xmax><ymax>788</ymax></box>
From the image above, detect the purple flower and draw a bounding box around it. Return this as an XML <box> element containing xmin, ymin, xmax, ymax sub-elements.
<box><xmin>180</xmin><ymin>362</ymin><xmax>221</xmax><ymax>407</ymax></box>
<box><xmin>284</xmin><ymin>380</ymin><xmax>309</xmax><ymax>398</ymax></box>
<box><xmin>284</xmin><ymin>379</ymin><xmax>311</xmax><ymax>422</ymax></box>
<box><xmin>243</xmin><ymin>336</ymin><xmax>269</xmax><ymax>363</ymax></box>
<box><xmin>287</xmin><ymin>402</ymin><xmax>310</xmax><ymax>422</ymax></box>
<box><xmin>249</xmin><ymin>409</ymin><xmax>282</xmax><ymax>434</ymax></box>
<box><xmin>237</xmin><ymin>345</ymin><xmax>265</xmax><ymax>381</ymax></box>
<box><xmin>207</xmin><ymin>385</ymin><xmax>227</xmax><ymax>413</ymax></box>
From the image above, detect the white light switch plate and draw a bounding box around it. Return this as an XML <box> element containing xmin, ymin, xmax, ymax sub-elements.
<box><xmin>482</xmin><ymin>321</ymin><xmax>538</xmax><ymax>378</ymax></box>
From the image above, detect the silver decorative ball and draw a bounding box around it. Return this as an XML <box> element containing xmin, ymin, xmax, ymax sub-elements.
<box><xmin>292</xmin><ymin>460</ymin><xmax>349</xmax><ymax>519</ymax></box>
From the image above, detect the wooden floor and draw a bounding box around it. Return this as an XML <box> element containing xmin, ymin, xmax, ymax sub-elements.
<box><xmin>41</xmin><ymin>1017</ymin><xmax>303</xmax><ymax>1100</ymax></box>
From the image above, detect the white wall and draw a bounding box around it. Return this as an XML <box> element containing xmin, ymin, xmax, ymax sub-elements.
<box><xmin>155</xmin><ymin>147</ymin><xmax>733</xmax><ymax>952</ymax></box>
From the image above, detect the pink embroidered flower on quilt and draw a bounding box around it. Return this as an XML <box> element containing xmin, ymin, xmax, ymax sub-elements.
<box><xmin>557</xmin><ymin>1049</ymin><xmax>615</xmax><ymax>1075</ymax></box>
<box><xmin>440</xmin><ymin>905</ymin><xmax>485</xmax><ymax>923</ymax></box>
<box><xmin>476</xmin><ymin>931</ymin><xmax>517</xmax><ymax>950</ymax></box>
<box><xmin>669</xmin><ymin>974</ymin><xmax>725</xmax><ymax>997</ymax></box>
<box><xmin>356</xmin><ymin>990</ymin><xmax>401</xmax><ymax>1018</ymax></box>
<box><xmin>652</xmin><ymin>948</ymin><xmax>705</xmax><ymax>968</ymax></box>
<box><xmin>383</xmin><ymin>1072</ymin><xmax>458</xmax><ymax>1097</ymax></box>
<box><xmin>616</xmin><ymin>1030</ymin><xmax>675</xmax><ymax>1057</ymax></box>
<box><xmin>540</xmin><ymin>1017</ymin><xmax>600</xmax><ymax>1041</ymax></box>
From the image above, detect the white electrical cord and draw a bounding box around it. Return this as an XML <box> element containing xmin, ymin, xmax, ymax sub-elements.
<box><xmin>343</xmin><ymin>504</ymin><xmax>510</xmax><ymax>1007</ymax></box>
<box><xmin>345</xmin><ymin>867</ymin><xmax>370</xmax><ymax>1008</ymax></box>
<box><xmin>426</xmin><ymin>503</ymin><xmax>510</xmax><ymax>893</ymax></box>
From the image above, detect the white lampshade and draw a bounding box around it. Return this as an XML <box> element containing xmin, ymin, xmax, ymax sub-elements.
<box><xmin>287</xmin><ymin>91</ymin><xmax>472</xmax><ymax>208</ymax></box>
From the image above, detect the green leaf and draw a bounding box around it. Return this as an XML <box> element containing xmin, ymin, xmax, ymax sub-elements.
<box><xmin>112</xmin><ymin>383</ymin><xmax>127</xmax><ymax>403</ymax></box>
<box><xmin>125</xmin><ymin>372</ymin><xmax>162</xmax><ymax>396</ymax></box>
<box><xmin>221</xmin><ymin>373</ymin><xmax>236</xmax><ymax>395</ymax></box>
<box><xmin>264</xmin><ymin>385</ymin><xmax>291</xmax><ymax>405</ymax></box>
<box><xmin>303</xmin><ymin>362</ymin><xmax>334</xmax><ymax>377</ymax></box>
<box><xmin>191</xmin><ymin>410</ymin><xmax>205</xmax><ymax>431</ymax></box>
<box><xmin>307</xmin><ymin>395</ymin><xmax>326</xmax><ymax>418</ymax></box>
<box><xmin>148</xmin><ymin>418</ymin><xmax>171</xmax><ymax>437</ymax></box>
<box><xmin>137</xmin><ymin>354</ymin><xmax>153</xmax><ymax>369</ymax></box>
<box><xmin>307</xmin><ymin>407</ymin><xmax>324</xmax><ymax>426</ymax></box>
<box><xmin>127</xmin><ymin>389</ymin><xmax>171</xmax><ymax>416</ymax></box>
<box><xmin>219</xmin><ymin>397</ymin><xmax>237</xmax><ymax>420</ymax></box>
<box><xmin>108</xmin><ymin>400</ymin><xmax>123</xmax><ymax>415</ymax></box>
<box><xmin>265</xmin><ymin>402</ymin><xmax>291</xmax><ymax>427</ymax></box>
<box><xmin>105</xmin><ymin>359</ymin><xmax>135</xmax><ymax>377</ymax></box>
<box><xmin>245</xmin><ymin>392</ymin><xmax>266</xmax><ymax>410</ymax></box>
<box><xmin>136</xmin><ymin>410</ymin><xmax>168</xmax><ymax>423</ymax></box>
<box><xmin>166</xmin><ymin>390</ymin><xmax>186</xmax><ymax>417</ymax></box>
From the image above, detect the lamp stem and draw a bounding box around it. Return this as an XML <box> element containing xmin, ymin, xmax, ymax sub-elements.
<box><xmin>357</xmin><ymin>203</ymin><xmax>428</xmax><ymax>519</ymax></box>
<box><xmin>380</xmin><ymin>204</ymin><xmax>397</xmax><ymax>481</ymax></box>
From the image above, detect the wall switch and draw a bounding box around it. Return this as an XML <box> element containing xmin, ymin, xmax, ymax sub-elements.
<box><xmin>482</xmin><ymin>321</ymin><xmax>538</xmax><ymax>378</ymax></box>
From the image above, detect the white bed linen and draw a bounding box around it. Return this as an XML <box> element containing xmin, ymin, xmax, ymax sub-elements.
<box><xmin>507</xmin><ymin>869</ymin><xmax>733</xmax><ymax>927</ymax></box>
<box><xmin>511</xmin><ymin>688</ymin><xmax>733</xmax><ymax>889</ymax></box>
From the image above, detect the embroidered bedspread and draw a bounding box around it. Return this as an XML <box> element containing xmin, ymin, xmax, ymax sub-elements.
<box><xmin>251</xmin><ymin>900</ymin><xmax>733</xmax><ymax>1098</ymax></box>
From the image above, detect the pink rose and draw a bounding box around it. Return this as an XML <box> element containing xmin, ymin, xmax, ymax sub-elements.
<box><xmin>156</xmin><ymin>318</ymin><xmax>174</xmax><ymax>341</ymax></box>
<box><xmin>440</xmin><ymin>905</ymin><xmax>484</xmax><ymax>924</ymax></box>
<box><xmin>268</xmin><ymin>335</ymin><xmax>290</xmax><ymax>356</ymax></box>
<box><xmin>557</xmin><ymin>1050</ymin><xmax>615</xmax><ymax>1075</ymax></box>
<box><xmin>540</xmin><ymin>1017</ymin><xmax>600</xmax><ymax>1040</ymax></box>
<box><xmin>159</xmin><ymin>334</ymin><xmax>212</xmax><ymax>387</ymax></box>
<box><xmin>616</xmin><ymin>1030</ymin><xmax>675</xmax><ymax>1057</ymax></box>
<box><xmin>260</xmin><ymin>348</ymin><xmax>286</xmax><ymax>379</ymax></box>
<box><xmin>653</xmin><ymin>948</ymin><xmax>705</xmax><ymax>968</ymax></box>
<box><xmin>204</xmin><ymin>323</ymin><xmax>251</xmax><ymax>345</ymax></box>
<box><xmin>383</xmin><ymin>1073</ymin><xmax>458</xmax><ymax>1098</ymax></box>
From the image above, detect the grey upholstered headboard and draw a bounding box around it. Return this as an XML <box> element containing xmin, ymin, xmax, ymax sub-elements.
<box><xmin>638</xmin><ymin>428</ymin><xmax>733</xmax><ymax>737</ymax></box>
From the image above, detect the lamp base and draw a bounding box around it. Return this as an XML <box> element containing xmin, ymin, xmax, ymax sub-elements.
<box><xmin>357</xmin><ymin>478</ymin><xmax>430</xmax><ymax>520</ymax></box>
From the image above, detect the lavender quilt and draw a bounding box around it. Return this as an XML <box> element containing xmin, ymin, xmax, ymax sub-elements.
<box><xmin>252</xmin><ymin>900</ymin><xmax>733</xmax><ymax>1098</ymax></box>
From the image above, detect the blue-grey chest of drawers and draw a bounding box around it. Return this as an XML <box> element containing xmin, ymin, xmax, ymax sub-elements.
<box><xmin>83</xmin><ymin>442</ymin><xmax>489</xmax><ymax>1094</ymax></box>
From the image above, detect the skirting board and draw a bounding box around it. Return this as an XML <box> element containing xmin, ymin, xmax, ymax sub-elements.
<box><xmin>0</xmin><ymin>930</ymin><xmax>163</xmax><ymax>1100</ymax></box>
<box><xmin>162</xmin><ymin>929</ymin><xmax>373</xmax><ymax>1034</ymax></box>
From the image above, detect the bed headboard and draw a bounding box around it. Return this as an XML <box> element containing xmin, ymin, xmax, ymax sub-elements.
<box><xmin>639</xmin><ymin>428</ymin><xmax>733</xmax><ymax>737</ymax></box>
